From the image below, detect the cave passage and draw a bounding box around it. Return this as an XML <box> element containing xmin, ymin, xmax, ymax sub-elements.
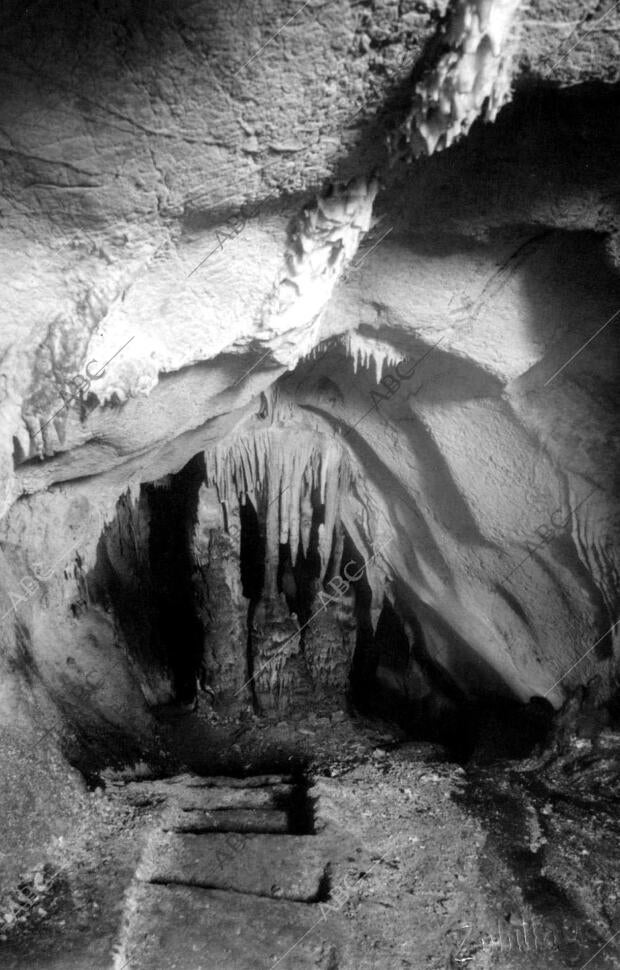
<box><xmin>1</xmin><ymin>2</ymin><xmax>620</xmax><ymax>967</ymax></box>
<box><xmin>84</xmin><ymin>448</ymin><xmax>556</xmax><ymax>765</ymax></box>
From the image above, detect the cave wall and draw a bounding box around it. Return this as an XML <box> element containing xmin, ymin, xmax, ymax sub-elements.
<box><xmin>0</xmin><ymin>483</ymin><xmax>155</xmax><ymax>899</ymax></box>
<box><xmin>0</xmin><ymin>486</ymin><xmax>156</xmax><ymax>738</ymax></box>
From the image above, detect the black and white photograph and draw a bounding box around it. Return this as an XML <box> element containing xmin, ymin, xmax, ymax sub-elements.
<box><xmin>0</xmin><ymin>1</ymin><xmax>619</xmax><ymax>967</ymax></box>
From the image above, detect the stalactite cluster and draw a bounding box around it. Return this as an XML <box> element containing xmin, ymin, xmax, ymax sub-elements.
<box><xmin>16</xmin><ymin>267</ymin><xmax>140</xmax><ymax>462</ymax></box>
<box><xmin>301</xmin><ymin>331</ymin><xmax>404</xmax><ymax>386</ymax></box>
<box><xmin>391</xmin><ymin>0</ymin><xmax>521</xmax><ymax>159</ymax></box>
<box><xmin>257</xmin><ymin>176</ymin><xmax>379</xmax><ymax>362</ymax></box>
<box><xmin>344</xmin><ymin>331</ymin><xmax>405</xmax><ymax>382</ymax></box>
<box><xmin>204</xmin><ymin>428</ymin><xmax>350</xmax><ymax>583</ymax></box>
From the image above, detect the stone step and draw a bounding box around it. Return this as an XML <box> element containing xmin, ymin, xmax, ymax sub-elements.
<box><xmin>121</xmin><ymin>778</ymin><xmax>295</xmax><ymax>811</ymax></box>
<box><xmin>114</xmin><ymin>883</ymin><xmax>343</xmax><ymax>970</ymax></box>
<box><xmin>124</xmin><ymin>782</ymin><xmax>295</xmax><ymax>809</ymax></box>
<box><xmin>137</xmin><ymin>832</ymin><xmax>328</xmax><ymax>902</ymax></box>
<box><xmin>124</xmin><ymin>772</ymin><xmax>293</xmax><ymax>792</ymax></box>
<box><xmin>178</xmin><ymin>773</ymin><xmax>295</xmax><ymax>789</ymax></box>
<box><xmin>173</xmin><ymin>784</ymin><xmax>294</xmax><ymax>811</ymax></box>
<box><xmin>163</xmin><ymin>807</ymin><xmax>291</xmax><ymax>834</ymax></box>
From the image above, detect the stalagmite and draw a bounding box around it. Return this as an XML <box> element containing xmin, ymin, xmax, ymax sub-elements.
<box><xmin>328</xmin><ymin>521</ymin><xmax>345</xmax><ymax>585</ymax></box>
<box><xmin>191</xmin><ymin>485</ymin><xmax>250</xmax><ymax>707</ymax></box>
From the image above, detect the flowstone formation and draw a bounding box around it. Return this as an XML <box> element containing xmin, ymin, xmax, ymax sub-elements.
<box><xmin>392</xmin><ymin>0</ymin><xmax>522</xmax><ymax>159</ymax></box>
<box><xmin>253</xmin><ymin>174</ymin><xmax>380</xmax><ymax>365</ymax></box>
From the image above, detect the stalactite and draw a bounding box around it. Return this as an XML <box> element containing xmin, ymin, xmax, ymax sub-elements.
<box><xmin>300</xmin><ymin>473</ymin><xmax>313</xmax><ymax>559</ymax></box>
<box><xmin>319</xmin><ymin>444</ymin><xmax>340</xmax><ymax>581</ymax></box>
<box><xmin>343</xmin><ymin>331</ymin><xmax>405</xmax><ymax>382</ymax></box>
<box><xmin>289</xmin><ymin>454</ymin><xmax>302</xmax><ymax>565</ymax></box>
<box><xmin>279</xmin><ymin>481</ymin><xmax>290</xmax><ymax>546</ymax></box>
<box><xmin>391</xmin><ymin>0</ymin><xmax>521</xmax><ymax>161</ymax></box>
<box><xmin>239</xmin><ymin>437</ymin><xmax>255</xmax><ymax>496</ymax></box>
<box><xmin>204</xmin><ymin>429</ymin><xmax>350</xmax><ymax>578</ymax></box>
<box><xmin>264</xmin><ymin>461</ymin><xmax>281</xmax><ymax>599</ymax></box>
<box><xmin>328</xmin><ymin>520</ymin><xmax>345</xmax><ymax>585</ymax></box>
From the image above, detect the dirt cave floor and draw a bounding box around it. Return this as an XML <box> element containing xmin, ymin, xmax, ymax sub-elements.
<box><xmin>1</xmin><ymin>702</ymin><xmax>620</xmax><ymax>970</ymax></box>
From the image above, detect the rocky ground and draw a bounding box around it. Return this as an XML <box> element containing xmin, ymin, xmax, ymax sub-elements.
<box><xmin>1</xmin><ymin>703</ymin><xmax>619</xmax><ymax>969</ymax></box>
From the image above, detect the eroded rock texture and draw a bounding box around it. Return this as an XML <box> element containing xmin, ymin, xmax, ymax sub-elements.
<box><xmin>0</xmin><ymin>0</ymin><xmax>619</xmax><ymax>894</ymax></box>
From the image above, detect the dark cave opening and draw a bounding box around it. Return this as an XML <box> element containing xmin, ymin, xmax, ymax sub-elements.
<box><xmin>349</xmin><ymin>587</ymin><xmax>557</xmax><ymax>763</ymax></box>
<box><xmin>349</xmin><ymin>587</ymin><xmax>476</xmax><ymax>760</ymax></box>
<box><xmin>144</xmin><ymin>454</ymin><xmax>206</xmax><ymax>706</ymax></box>
<box><xmin>238</xmin><ymin>498</ymin><xmax>264</xmax><ymax>602</ymax></box>
<box><xmin>276</xmin><ymin>499</ymin><xmax>324</xmax><ymax>625</ymax></box>
<box><xmin>85</xmin><ymin>452</ymin><xmax>561</xmax><ymax>766</ymax></box>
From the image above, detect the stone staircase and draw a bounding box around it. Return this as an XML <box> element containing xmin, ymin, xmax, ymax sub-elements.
<box><xmin>112</xmin><ymin>773</ymin><xmax>345</xmax><ymax>970</ymax></box>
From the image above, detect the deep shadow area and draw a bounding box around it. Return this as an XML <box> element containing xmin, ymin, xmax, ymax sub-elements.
<box><xmin>350</xmin><ymin>589</ymin><xmax>557</xmax><ymax>764</ymax></box>
<box><xmin>375</xmin><ymin>80</ymin><xmax>620</xmax><ymax>234</ymax></box>
<box><xmin>144</xmin><ymin>454</ymin><xmax>206</xmax><ymax>705</ymax></box>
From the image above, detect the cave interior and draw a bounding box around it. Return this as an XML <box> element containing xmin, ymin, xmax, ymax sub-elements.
<box><xmin>1</xmin><ymin>0</ymin><xmax>619</xmax><ymax>967</ymax></box>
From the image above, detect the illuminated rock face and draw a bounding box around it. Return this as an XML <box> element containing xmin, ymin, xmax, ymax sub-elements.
<box><xmin>0</xmin><ymin>0</ymin><xmax>619</xmax><ymax>828</ymax></box>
